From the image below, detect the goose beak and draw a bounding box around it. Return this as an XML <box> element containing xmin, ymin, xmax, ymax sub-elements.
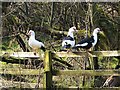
<box><xmin>99</xmin><ymin>30</ymin><xmax>105</xmax><ymax>37</ymax></box>
<box><xmin>28</xmin><ymin>32</ymin><xmax>31</xmax><ymax>36</ymax></box>
<box><xmin>74</xmin><ymin>28</ymin><xmax>78</xmax><ymax>32</ymax></box>
<box><xmin>75</xmin><ymin>30</ymin><xmax>79</xmax><ymax>32</ymax></box>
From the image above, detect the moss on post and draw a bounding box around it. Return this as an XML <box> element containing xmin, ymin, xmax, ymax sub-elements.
<box><xmin>43</xmin><ymin>50</ymin><xmax>52</xmax><ymax>89</ymax></box>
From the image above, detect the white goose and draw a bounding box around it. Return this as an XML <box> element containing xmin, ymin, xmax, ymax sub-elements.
<box><xmin>61</xmin><ymin>26</ymin><xmax>77</xmax><ymax>51</ymax></box>
<box><xmin>28</xmin><ymin>30</ymin><xmax>46</xmax><ymax>53</ymax></box>
<box><xmin>73</xmin><ymin>28</ymin><xmax>101</xmax><ymax>50</ymax></box>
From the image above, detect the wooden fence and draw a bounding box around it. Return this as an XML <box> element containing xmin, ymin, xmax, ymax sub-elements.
<box><xmin>1</xmin><ymin>50</ymin><xmax>120</xmax><ymax>89</ymax></box>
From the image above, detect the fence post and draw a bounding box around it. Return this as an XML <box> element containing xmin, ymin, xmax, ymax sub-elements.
<box><xmin>43</xmin><ymin>50</ymin><xmax>52</xmax><ymax>89</ymax></box>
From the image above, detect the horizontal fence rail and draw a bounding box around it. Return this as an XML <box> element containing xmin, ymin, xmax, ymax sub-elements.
<box><xmin>53</xmin><ymin>70</ymin><xmax>120</xmax><ymax>76</ymax></box>
<box><xmin>55</xmin><ymin>50</ymin><xmax>120</xmax><ymax>57</ymax></box>
<box><xmin>1</xmin><ymin>50</ymin><xmax>120</xmax><ymax>58</ymax></box>
<box><xmin>1</xmin><ymin>68</ymin><xmax>120</xmax><ymax>76</ymax></box>
<box><xmin>0</xmin><ymin>68</ymin><xmax>43</xmax><ymax>75</ymax></box>
<box><xmin>2</xmin><ymin>52</ymin><xmax>40</xmax><ymax>58</ymax></box>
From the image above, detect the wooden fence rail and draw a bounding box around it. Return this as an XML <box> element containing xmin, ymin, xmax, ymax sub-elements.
<box><xmin>1</xmin><ymin>50</ymin><xmax>120</xmax><ymax>58</ymax></box>
<box><xmin>1</xmin><ymin>69</ymin><xmax>120</xmax><ymax>76</ymax></box>
<box><xmin>55</xmin><ymin>50</ymin><xmax>120</xmax><ymax>57</ymax></box>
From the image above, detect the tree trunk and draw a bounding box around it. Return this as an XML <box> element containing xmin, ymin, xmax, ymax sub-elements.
<box><xmin>50</xmin><ymin>2</ymin><xmax>55</xmax><ymax>28</ymax></box>
<box><xmin>88</xmin><ymin>3</ymin><xmax>99</xmax><ymax>87</ymax></box>
<box><xmin>15</xmin><ymin>35</ymin><xmax>30</xmax><ymax>52</ymax></box>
